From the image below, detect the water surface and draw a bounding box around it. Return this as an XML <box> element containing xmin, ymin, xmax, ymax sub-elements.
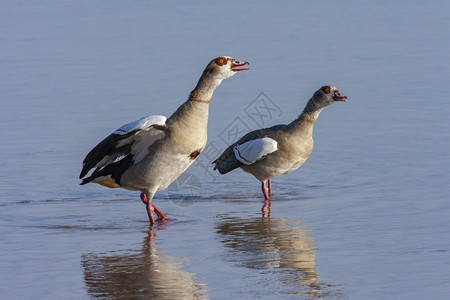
<box><xmin>1</xmin><ymin>1</ymin><xmax>450</xmax><ymax>299</ymax></box>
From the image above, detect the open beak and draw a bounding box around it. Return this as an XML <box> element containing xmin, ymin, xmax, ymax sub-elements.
<box><xmin>333</xmin><ymin>89</ymin><xmax>348</xmax><ymax>102</ymax></box>
<box><xmin>231</xmin><ymin>60</ymin><xmax>249</xmax><ymax>71</ymax></box>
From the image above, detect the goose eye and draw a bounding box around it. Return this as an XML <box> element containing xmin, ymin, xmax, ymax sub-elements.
<box><xmin>215</xmin><ymin>57</ymin><xmax>227</xmax><ymax>66</ymax></box>
<box><xmin>322</xmin><ymin>86</ymin><xmax>331</xmax><ymax>94</ymax></box>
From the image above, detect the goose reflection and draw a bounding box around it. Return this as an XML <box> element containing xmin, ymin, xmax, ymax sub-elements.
<box><xmin>82</xmin><ymin>228</ymin><xmax>208</xmax><ymax>300</ymax></box>
<box><xmin>216</xmin><ymin>215</ymin><xmax>322</xmax><ymax>296</ymax></box>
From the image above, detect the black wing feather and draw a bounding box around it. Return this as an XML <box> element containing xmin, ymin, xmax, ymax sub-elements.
<box><xmin>79</xmin><ymin>131</ymin><xmax>137</xmax><ymax>179</ymax></box>
<box><xmin>80</xmin><ymin>154</ymin><xmax>134</xmax><ymax>185</ymax></box>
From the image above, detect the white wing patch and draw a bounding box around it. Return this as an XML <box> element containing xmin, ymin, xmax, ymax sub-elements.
<box><xmin>114</xmin><ymin>115</ymin><xmax>166</xmax><ymax>149</ymax></box>
<box><xmin>233</xmin><ymin>137</ymin><xmax>278</xmax><ymax>165</ymax></box>
<box><xmin>114</xmin><ymin>115</ymin><xmax>167</xmax><ymax>135</ymax></box>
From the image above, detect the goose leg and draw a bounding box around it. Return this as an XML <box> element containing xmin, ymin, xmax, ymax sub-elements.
<box><xmin>261</xmin><ymin>180</ymin><xmax>273</xmax><ymax>217</ymax></box>
<box><xmin>140</xmin><ymin>192</ymin><xmax>148</xmax><ymax>205</ymax></box>
<box><xmin>267</xmin><ymin>178</ymin><xmax>273</xmax><ymax>196</ymax></box>
<box><xmin>140</xmin><ymin>192</ymin><xmax>169</xmax><ymax>223</ymax></box>
<box><xmin>152</xmin><ymin>205</ymin><xmax>169</xmax><ymax>222</ymax></box>
<box><xmin>261</xmin><ymin>181</ymin><xmax>271</xmax><ymax>200</ymax></box>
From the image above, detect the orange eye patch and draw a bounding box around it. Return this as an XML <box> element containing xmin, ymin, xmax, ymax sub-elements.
<box><xmin>215</xmin><ymin>57</ymin><xmax>227</xmax><ymax>66</ymax></box>
<box><xmin>321</xmin><ymin>86</ymin><xmax>331</xmax><ymax>94</ymax></box>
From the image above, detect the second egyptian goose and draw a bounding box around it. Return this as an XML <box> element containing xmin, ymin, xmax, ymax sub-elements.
<box><xmin>213</xmin><ymin>85</ymin><xmax>346</xmax><ymax>213</ymax></box>
<box><xmin>80</xmin><ymin>56</ymin><xmax>249</xmax><ymax>224</ymax></box>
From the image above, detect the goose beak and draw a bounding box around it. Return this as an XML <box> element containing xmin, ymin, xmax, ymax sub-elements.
<box><xmin>231</xmin><ymin>60</ymin><xmax>249</xmax><ymax>71</ymax></box>
<box><xmin>333</xmin><ymin>90</ymin><xmax>347</xmax><ymax>102</ymax></box>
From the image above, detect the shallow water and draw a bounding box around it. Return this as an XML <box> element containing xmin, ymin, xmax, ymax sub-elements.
<box><xmin>2</xmin><ymin>1</ymin><xmax>450</xmax><ymax>299</ymax></box>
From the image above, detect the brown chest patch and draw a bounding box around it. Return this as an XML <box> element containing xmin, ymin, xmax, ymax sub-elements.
<box><xmin>189</xmin><ymin>149</ymin><xmax>202</xmax><ymax>160</ymax></box>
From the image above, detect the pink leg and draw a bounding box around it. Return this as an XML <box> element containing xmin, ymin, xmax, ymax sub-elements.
<box><xmin>146</xmin><ymin>202</ymin><xmax>155</xmax><ymax>224</ymax></box>
<box><xmin>261</xmin><ymin>180</ymin><xmax>273</xmax><ymax>217</ymax></box>
<box><xmin>267</xmin><ymin>178</ymin><xmax>273</xmax><ymax>196</ymax></box>
<box><xmin>261</xmin><ymin>181</ymin><xmax>270</xmax><ymax>200</ymax></box>
<box><xmin>140</xmin><ymin>192</ymin><xmax>148</xmax><ymax>205</ymax></box>
<box><xmin>152</xmin><ymin>204</ymin><xmax>169</xmax><ymax>221</ymax></box>
<box><xmin>140</xmin><ymin>192</ymin><xmax>169</xmax><ymax>223</ymax></box>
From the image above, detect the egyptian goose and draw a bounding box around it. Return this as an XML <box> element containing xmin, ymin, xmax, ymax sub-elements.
<box><xmin>213</xmin><ymin>85</ymin><xmax>346</xmax><ymax>213</ymax></box>
<box><xmin>80</xmin><ymin>56</ymin><xmax>249</xmax><ymax>224</ymax></box>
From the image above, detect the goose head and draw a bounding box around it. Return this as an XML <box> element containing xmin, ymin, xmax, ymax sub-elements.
<box><xmin>204</xmin><ymin>56</ymin><xmax>249</xmax><ymax>81</ymax></box>
<box><xmin>311</xmin><ymin>85</ymin><xmax>347</xmax><ymax>110</ymax></box>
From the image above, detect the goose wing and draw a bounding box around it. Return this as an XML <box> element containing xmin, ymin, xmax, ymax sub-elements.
<box><xmin>80</xmin><ymin>115</ymin><xmax>167</xmax><ymax>180</ymax></box>
<box><xmin>213</xmin><ymin>125</ymin><xmax>284</xmax><ymax>174</ymax></box>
